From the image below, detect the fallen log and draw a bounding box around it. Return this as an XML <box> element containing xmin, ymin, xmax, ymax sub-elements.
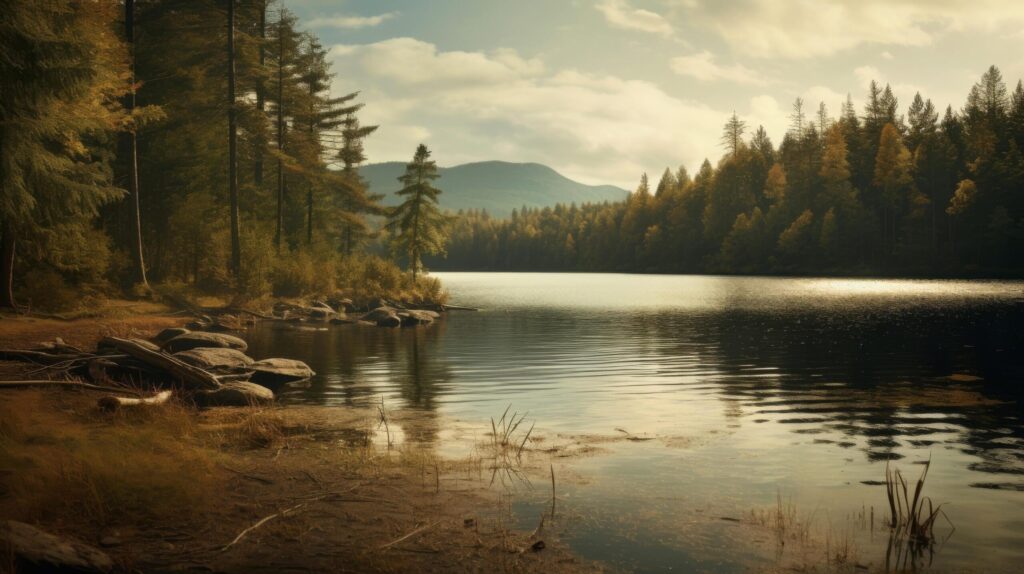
<box><xmin>441</xmin><ymin>304</ymin><xmax>479</xmax><ymax>311</ymax></box>
<box><xmin>98</xmin><ymin>390</ymin><xmax>173</xmax><ymax>411</ymax></box>
<box><xmin>0</xmin><ymin>349</ymin><xmax>89</xmax><ymax>365</ymax></box>
<box><xmin>99</xmin><ymin>336</ymin><xmax>221</xmax><ymax>390</ymax></box>
<box><xmin>0</xmin><ymin>380</ymin><xmax>140</xmax><ymax>394</ymax></box>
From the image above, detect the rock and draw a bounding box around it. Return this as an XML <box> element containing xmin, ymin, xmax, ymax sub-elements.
<box><xmin>173</xmin><ymin>348</ymin><xmax>255</xmax><ymax>372</ymax></box>
<box><xmin>398</xmin><ymin>310</ymin><xmax>437</xmax><ymax>326</ymax></box>
<box><xmin>249</xmin><ymin>358</ymin><xmax>315</xmax><ymax>387</ymax></box>
<box><xmin>195</xmin><ymin>382</ymin><xmax>274</xmax><ymax>406</ymax></box>
<box><xmin>153</xmin><ymin>327</ymin><xmax>190</xmax><ymax>345</ymax></box>
<box><xmin>99</xmin><ymin>535</ymin><xmax>121</xmax><ymax>548</ymax></box>
<box><xmin>361</xmin><ymin>306</ymin><xmax>401</xmax><ymax>327</ymax></box>
<box><xmin>308</xmin><ymin>306</ymin><xmax>334</xmax><ymax>319</ymax></box>
<box><xmin>1</xmin><ymin>520</ymin><xmax>114</xmax><ymax>573</ymax></box>
<box><xmin>326</xmin><ymin>296</ymin><xmax>354</xmax><ymax>312</ymax></box>
<box><xmin>329</xmin><ymin>317</ymin><xmax>355</xmax><ymax>325</ymax></box>
<box><xmin>377</xmin><ymin>315</ymin><xmax>401</xmax><ymax>328</ymax></box>
<box><xmin>361</xmin><ymin>307</ymin><xmax>395</xmax><ymax>322</ymax></box>
<box><xmin>162</xmin><ymin>332</ymin><xmax>248</xmax><ymax>353</ymax></box>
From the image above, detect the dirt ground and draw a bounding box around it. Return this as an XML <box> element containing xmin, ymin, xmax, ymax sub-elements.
<box><xmin>0</xmin><ymin>312</ymin><xmax>597</xmax><ymax>573</ymax></box>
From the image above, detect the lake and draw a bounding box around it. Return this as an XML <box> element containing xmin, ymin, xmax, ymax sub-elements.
<box><xmin>246</xmin><ymin>273</ymin><xmax>1024</xmax><ymax>572</ymax></box>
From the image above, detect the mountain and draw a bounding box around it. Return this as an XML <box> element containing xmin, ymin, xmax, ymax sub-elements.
<box><xmin>359</xmin><ymin>160</ymin><xmax>628</xmax><ymax>217</ymax></box>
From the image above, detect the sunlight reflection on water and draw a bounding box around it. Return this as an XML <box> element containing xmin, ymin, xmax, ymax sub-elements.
<box><xmin>246</xmin><ymin>273</ymin><xmax>1024</xmax><ymax>572</ymax></box>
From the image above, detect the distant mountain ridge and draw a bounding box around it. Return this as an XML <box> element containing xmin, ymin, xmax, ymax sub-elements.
<box><xmin>360</xmin><ymin>160</ymin><xmax>628</xmax><ymax>217</ymax></box>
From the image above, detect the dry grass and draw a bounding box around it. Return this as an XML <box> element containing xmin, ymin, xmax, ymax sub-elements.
<box><xmin>0</xmin><ymin>389</ymin><xmax>216</xmax><ymax>530</ymax></box>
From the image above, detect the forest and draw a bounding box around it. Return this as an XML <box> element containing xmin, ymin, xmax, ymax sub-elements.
<box><xmin>433</xmin><ymin>67</ymin><xmax>1024</xmax><ymax>277</ymax></box>
<box><xmin>1</xmin><ymin>0</ymin><xmax>447</xmax><ymax>314</ymax></box>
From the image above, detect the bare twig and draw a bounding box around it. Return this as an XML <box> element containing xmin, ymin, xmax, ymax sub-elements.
<box><xmin>0</xmin><ymin>379</ymin><xmax>141</xmax><ymax>395</ymax></box>
<box><xmin>378</xmin><ymin>520</ymin><xmax>442</xmax><ymax>551</ymax></box>
<box><xmin>221</xmin><ymin>501</ymin><xmax>309</xmax><ymax>552</ymax></box>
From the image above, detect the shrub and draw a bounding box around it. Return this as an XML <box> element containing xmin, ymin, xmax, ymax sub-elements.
<box><xmin>19</xmin><ymin>268</ymin><xmax>78</xmax><ymax>312</ymax></box>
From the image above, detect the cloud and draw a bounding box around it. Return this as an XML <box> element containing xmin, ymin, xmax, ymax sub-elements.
<box><xmin>595</xmin><ymin>0</ymin><xmax>674</xmax><ymax>38</ymax></box>
<box><xmin>328</xmin><ymin>38</ymin><xmax>724</xmax><ymax>187</ymax></box>
<box><xmin>307</xmin><ymin>12</ymin><xmax>398</xmax><ymax>29</ymax></box>
<box><xmin>667</xmin><ymin>0</ymin><xmax>1024</xmax><ymax>59</ymax></box>
<box><xmin>329</xmin><ymin>38</ymin><xmax>544</xmax><ymax>87</ymax></box>
<box><xmin>670</xmin><ymin>51</ymin><xmax>767</xmax><ymax>85</ymax></box>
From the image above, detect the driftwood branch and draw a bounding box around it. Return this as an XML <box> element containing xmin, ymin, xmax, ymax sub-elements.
<box><xmin>220</xmin><ymin>501</ymin><xmax>309</xmax><ymax>552</ymax></box>
<box><xmin>97</xmin><ymin>390</ymin><xmax>173</xmax><ymax>411</ymax></box>
<box><xmin>0</xmin><ymin>380</ymin><xmax>140</xmax><ymax>395</ymax></box>
<box><xmin>0</xmin><ymin>350</ymin><xmax>89</xmax><ymax>365</ymax></box>
<box><xmin>99</xmin><ymin>337</ymin><xmax>221</xmax><ymax>390</ymax></box>
<box><xmin>378</xmin><ymin>520</ymin><xmax>443</xmax><ymax>551</ymax></box>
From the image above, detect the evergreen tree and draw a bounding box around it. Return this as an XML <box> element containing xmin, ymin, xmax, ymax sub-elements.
<box><xmin>873</xmin><ymin>123</ymin><xmax>915</xmax><ymax>254</ymax></box>
<box><xmin>0</xmin><ymin>1</ymin><xmax>129</xmax><ymax>306</ymax></box>
<box><xmin>721</xmin><ymin>112</ymin><xmax>747</xmax><ymax>156</ymax></box>
<box><xmin>386</xmin><ymin>145</ymin><xmax>448</xmax><ymax>280</ymax></box>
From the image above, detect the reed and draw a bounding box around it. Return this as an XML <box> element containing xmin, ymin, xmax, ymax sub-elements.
<box><xmin>884</xmin><ymin>458</ymin><xmax>952</xmax><ymax>548</ymax></box>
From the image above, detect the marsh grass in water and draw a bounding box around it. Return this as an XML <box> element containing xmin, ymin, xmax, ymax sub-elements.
<box><xmin>884</xmin><ymin>458</ymin><xmax>955</xmax><ymax>570</ymax></box>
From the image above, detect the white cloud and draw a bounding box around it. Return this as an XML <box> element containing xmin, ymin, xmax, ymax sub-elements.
<box><xmin>881</xmin><ymin>51</ymin><xmax>894</xmax><ymax>60</ymax></box>
<box><xmin>596</xmin><ymin>0</ymin><xmax>674</xmax><ymax>38</ymax></box>
<box><xmin>670</xmin><ymin>51</ymin><xmax>767</xmax><ymax>85</ymax></box>
<box><xmin>308</xmin><ymin>12</ymin><xmax>398</xmax><ymax>29</ymax></box>
<box><xmin>328</xmin><ymin>38</ymin><xmax>724</xmax><ymax>187</ymax></box>
<box><xmin>667</xmin><ymin>0</ymin><xmax>1024</xmax><ymax>59</ymax></box>
<box><xmin>329</xmin><ymin>38</ymin><xmax>544</xmax><ymax>87</ymax></box>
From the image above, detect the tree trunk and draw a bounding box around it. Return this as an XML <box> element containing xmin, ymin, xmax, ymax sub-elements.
<box><xmin>306</xmin><ymin>188</ymin><xmax>313</xmax><ymax>245</ymax></box>
<box><xmin>275</xmin><ymin>13</ymin><xmax>285</xmax><ymax>252</ymax></box>
<box><xmin>254</xmin><ymin>0</ymin><xmax>266</xmax><ymax>187</ymax></box>
<box><xmin>227</xmin><ymin>0</ymin><xmax>241</xmax><ymax>276</ymax></box>
<box><xmin>0</xmin><ymin>223</ymin><xmax>15</xmax><ymax>308</ymax></box>
<box><xmin>306</xmin><ymin>83</ymin><xmax>315</xmax><ymax>246</ymax></box>
<box><xmin>100</xmin><ymin>337</ymin><xmax>221</xmax><ymax>390</ymax></box>
<box><xmin>124</xmin><ymin>0</ymin><xmax>148</xmax><ymax>288</ymax></box>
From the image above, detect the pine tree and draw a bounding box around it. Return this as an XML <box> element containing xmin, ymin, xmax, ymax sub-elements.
<box><xmin>227</xmin><ymin>0</ymin><xmax>241</xmax><ymax>275</ymax></box>
<box><xmin>873</xmin><ymin>123</ymin><xmax>914</xmax><ymax>253</ymax></box>
<box><xmin>122</xmin><ymin>0</ymin><xmax>148</xmax><ymax>288</ymax></box>
<box><xmin>721</xmin><ymin>112</ymin><xmax>747</xmax><ymax>156</ymax></box>
<box><xmin>386</xmin><ymin>145</ymin><xmax>448</xmax><ymax>280</ymax></box>
<box><xmin>789</xmin><ymin>98</ymin><xmax>806</xmax><ymax>138</ymax></box>
<box><xmin>0</xmin><ymin>1</ymin><xmax>129</xmax><ymax>306</ymax></box>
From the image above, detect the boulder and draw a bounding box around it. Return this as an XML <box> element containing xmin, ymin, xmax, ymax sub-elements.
<box><xmin>398</xmin><ymin>310</ymin><xmax>437</xmax><ymax>326</ymax></box>
<box><xmin>249</xmin><ymin>358</ymin><xmax>315</xmax><ymax>387</ymax></box>
<box><xmin>173</xmin><ymin>347</ymin><xmax>255</xmax><ymax>372</ymax></box>
<box><xmin>195</xmin><ymin>381</ymin><xmax>274</xmax><ymax>406</ymax></box>
<box><xmin>308</xmin><ymin>305</ymin><xmax>335</xmax><ymax>319</ymax></box>
<box><xmin>162</xmin><ymin>331</ymin><xmax>248</xmax><ymax>353</ymax></box>
<box><xmin>153</xmin><ymin>327</ymin><xmax>190</xmax><ymax>345</ymax></box>
<box><xmin>362</xmin><ymin>306</ymin><xmax>404</xmax><ymax>326</ymax></box>
<box><xmin>1</xmin><ymin>520</ymin><xmax>114</xmax><ymax>573</ymax></box>
<box><xmin>326</xmin><ymin>296</ymin><xmax>354</xmax><ymax>312</ymax></box>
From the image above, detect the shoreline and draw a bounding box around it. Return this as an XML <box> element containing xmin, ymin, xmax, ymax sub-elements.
<box><xmin>0</xmin><ymin>309</ymin><xmax>591</xmax><ymax>573</ymax></box>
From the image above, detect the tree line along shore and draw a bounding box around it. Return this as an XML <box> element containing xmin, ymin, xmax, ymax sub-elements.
<box><xmin>434</xmin><ymin>67</ymin><xmax>1024</xmax><ymax>277</ymax></box>
<box><xmin>1</xmin><ymin>1</ymin><xmax>449</xmax><ymax>316</ymax></box>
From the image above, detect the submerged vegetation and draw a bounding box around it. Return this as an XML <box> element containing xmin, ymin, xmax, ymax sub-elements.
<box><xmin>437</xmin><ymin>66</ymin><xmax>1024</xmax><ymax>277</ymax></box>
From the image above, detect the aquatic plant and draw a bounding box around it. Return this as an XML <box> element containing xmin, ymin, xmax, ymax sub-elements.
<box><xmin>885</xmin><ymin>458</ymin><xmax>951</xmax><ymax>543</ymax></box>
<box><xmin>884</xmin><ymin>458</ymin><xmax>954</xmax><ymax>570</ymax></box>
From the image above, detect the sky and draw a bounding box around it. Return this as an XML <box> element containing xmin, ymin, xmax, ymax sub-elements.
<box><xmin>288</xmin><ymin>0</ymin><xmax>1024</xmax><ymax>189</ymax></box>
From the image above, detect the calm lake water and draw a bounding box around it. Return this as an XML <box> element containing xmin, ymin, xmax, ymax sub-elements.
<box><xmin>246</xmin><ymin>273</ymin><xmax>1024</xmax><ymax>572</ymax></box>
